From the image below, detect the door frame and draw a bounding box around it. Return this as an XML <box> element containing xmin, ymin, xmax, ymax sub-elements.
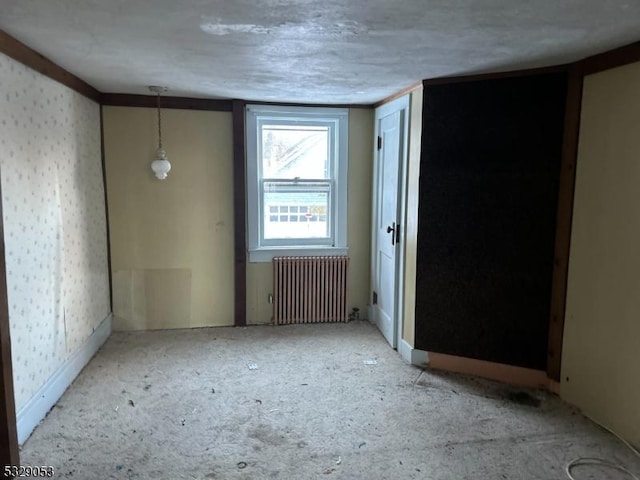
<box><xmin>370</xmin><ymin>95</ymin><xmax>410</xmax><ymax>349</ymax></box>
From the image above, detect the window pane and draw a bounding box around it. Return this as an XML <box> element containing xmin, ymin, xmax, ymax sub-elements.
<box><xmin>261</xmin><ymin>125</ymin><xmax>329</xmax><ymax>179</ymax></box>
<box><xmin>263</xmin><ymin>181</ymin><xmax>330</xmax><ymax>240</ymax></box>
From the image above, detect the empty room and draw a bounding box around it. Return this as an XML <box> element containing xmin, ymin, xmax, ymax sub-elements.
<box><xmin>0</xmin><ymin>1</ymin><xmax>639</xmax><ymax>479</ymax></box>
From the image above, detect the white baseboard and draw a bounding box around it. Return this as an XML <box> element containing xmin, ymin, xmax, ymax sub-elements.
<box><xmin>16</xmin><ymin>313</ymin><xmax>112</xmax><ymax>444</ymax></box>
<box><xmin>398</xmin><ymin>339</ymin><xmax>429</xmax><ymax>367</ymax></box>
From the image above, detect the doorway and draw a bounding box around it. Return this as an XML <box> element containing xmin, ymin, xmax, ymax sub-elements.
<box><xmin>370</xmin><ymin>96</ymin><xmax>409</xmax><ymax>349</ymax></box>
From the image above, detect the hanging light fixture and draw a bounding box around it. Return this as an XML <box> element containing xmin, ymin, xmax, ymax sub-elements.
<box><xmin>149</xmin><ymin>86</ymin><xmax>171</xmax><ymax>180</ymax></box>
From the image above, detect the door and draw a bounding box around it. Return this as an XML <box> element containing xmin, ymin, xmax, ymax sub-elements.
<box><xmin>372</xmin><ymin>98</ymin><xmax>407</xmax><ymax>348</ymax></box>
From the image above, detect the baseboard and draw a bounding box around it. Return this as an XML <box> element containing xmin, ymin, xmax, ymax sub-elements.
<box><xmin>16</xmin><ymin>313</ymin><xmax>112</xmax><ymax>444</ymax></box>
<box><xmin>427</xmin><ymin>352</ymin><xmax>548</xmax><ymax>389</ymax></box>
<box><xmin>547</xmin><ymin>379</ymin><xmax>560</xmax><ymax>394</ymax></box>
<box><xmin>398</xmin><ymin>339</ymin><xmax>429</xmax><ymax>367</ymax></box>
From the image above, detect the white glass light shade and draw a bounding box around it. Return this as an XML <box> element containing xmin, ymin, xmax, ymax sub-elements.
<box><xmin>151</xmin><ymin>147</ymin><xmax>171</xmax><ymax>180</ymax></box>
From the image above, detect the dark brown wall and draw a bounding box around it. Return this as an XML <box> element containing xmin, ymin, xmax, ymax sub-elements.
<box><xmin>415</xmin><ymin>72</ymin><xmax>568</xmax><ymax>370</ymax></box>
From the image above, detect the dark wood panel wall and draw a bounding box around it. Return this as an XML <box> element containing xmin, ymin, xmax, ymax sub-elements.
<box><xmin>415</xmin><ymin>72</ymin><xmax>569</xmax><ymax>370</ymax></box>
<box><xmin>232</xmin><ymin>100</ymin><xmax>247</xmax><ymax>327</ymax></box>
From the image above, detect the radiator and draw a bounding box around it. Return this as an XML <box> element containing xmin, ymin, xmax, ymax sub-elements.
<box><xmin>273</xmin><ymin>256</ymin><xmax>349</xmax><ymax>324</ymax></box>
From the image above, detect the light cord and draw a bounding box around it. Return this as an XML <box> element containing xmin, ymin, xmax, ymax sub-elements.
<box><xmin>566</xmin><ymin>457</ymin><xmax>639</xmax><ymax>480</ymax></box>
<box><xmin>156</xmin><ymin>91</ymin><xmax>163</xmax><ymax>149</ymax></box>
<box><xmin>565</xmin><ymin>417</ymin><xmax>640</xmax><ymax>479</ymax></box>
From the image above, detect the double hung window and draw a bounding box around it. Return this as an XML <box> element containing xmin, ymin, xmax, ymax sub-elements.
<box><xmin>246</xmin><ymin>105</ymin><xmax>348</xmax><ymax>261</ymax></box>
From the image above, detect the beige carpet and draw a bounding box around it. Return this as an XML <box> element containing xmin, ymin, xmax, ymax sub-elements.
<box><xmin>20</xmin><ymin>321</ymin><xmax>640</xmax><ymax>479</ymax></box>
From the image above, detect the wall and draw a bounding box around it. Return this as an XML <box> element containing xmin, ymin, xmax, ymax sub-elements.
<box><xmin>103</xmin><ymin>107</ymin><xmax>234</xmax><ymax>330</ymax></box>
<box><xmin>246</xmin><ymin>108</ymin><xmax>374</xmax><ymax>323</ymax></box>
<box><xmin>415</xmin><ymin>73</ymin><xmax>567</xmax><ymax>370</ymax></box>
<box><xmin>0</xmin><ymin>53</ymin><xmax>110</xmax><ymax>411</ymax></box>
<box><xmin>401</xmin><ymin>88</ymin><xmax>423</xmax><ymax>346</ymax></box>
<box><xmin>561</xmin><ymin>61</ymin><xmax>640</xmax><ymax>447</ymax></box>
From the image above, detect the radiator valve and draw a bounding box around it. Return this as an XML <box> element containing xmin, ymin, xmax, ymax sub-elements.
<box><xmin>348</xmin><ymin>307</ymin><xmax>360</xmax><ymax>322</ymax></box>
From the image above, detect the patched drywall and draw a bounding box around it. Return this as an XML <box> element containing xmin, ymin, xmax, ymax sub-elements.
<box><xmin>112</xmin><ymin>269</ymin><xmax>192</xmax><ymax>330</ymax></box>
<box><xmin>245</xmin><ymin>108</ymin><xmax>373</xmax><ymax>323</ymax></box>
<box><xmin>0</xmin><ymin>52</ymin><xmax>110</xmax><ymax>411</ymax></box>
<box><xmin>561</xmin><ymin>61</ymin><xmax>640</xmax><ymax>447</ymax></box>
<box><xmin>103</xmin><ymin>107</ymin><xmax>234</xmax><ymax>330</ymax></box>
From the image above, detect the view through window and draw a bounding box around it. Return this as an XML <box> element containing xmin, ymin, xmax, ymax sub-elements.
<box><xmin>246</xmin><ymin>106</ymin><xmax>349</xmax><ymax>261</ymax></box>
<box><xmin>262</xmin><ymin>124</ymin><xmax>330</xmax><ymax>240</ymax></box>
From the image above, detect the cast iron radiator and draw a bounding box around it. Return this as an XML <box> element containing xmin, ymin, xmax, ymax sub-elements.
<box><xmin>273</xmin><ymin>256</ymin><xmax>349</xmax><ymax>324</ymax></box>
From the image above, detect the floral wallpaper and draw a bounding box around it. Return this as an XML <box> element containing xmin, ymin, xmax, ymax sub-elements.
<box><xmin>0</xmin><ymin>52</ymin><xmax>110</xmax><ymax>411</ymax></box>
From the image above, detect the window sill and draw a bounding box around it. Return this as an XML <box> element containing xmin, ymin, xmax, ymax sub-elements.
<box><xmin>248</xmin><ymin>246</ymin><xmax>348</xmax><ymax>263</ymax></box>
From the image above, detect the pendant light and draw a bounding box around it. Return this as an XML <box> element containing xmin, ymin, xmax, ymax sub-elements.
<box><xmin>149</xmin><ymin>86</ymin><xmax>171</xmax><ymax>180</ymax></box>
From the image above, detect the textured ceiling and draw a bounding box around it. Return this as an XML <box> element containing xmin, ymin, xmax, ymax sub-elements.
<box><xmin>1</xmin><ymin>0</ymin><xmax>639</xmax><ymax>104</ymax></box>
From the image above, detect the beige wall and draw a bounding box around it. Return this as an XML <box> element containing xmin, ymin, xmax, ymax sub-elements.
<box><xmin>560</xmin><ymin>61</ymin><xmax>640</xmax><ymax>447</ymax></box>
<box><xmin>246</xmin><ymin>108</ymin><xmax>374</xmax><ymax>323</ymax></box>
<box><xmin>103</xmin><ymin>107</ymin><xmax>234</xmax><ymax>330</ymax></box>
<box><xmin>246</xmin><ymin>262</ymin><xmax>272</xmax><ymax>323</ymax></box>
<box><xmin>105</xmin><ymin>106</ymin><xmax>372</xmax><ymax>328</ymax></box>
<box><xmin>401</xmin><ymin>88</ymin><xmax>423</xmax><ymax>346</ymax></box>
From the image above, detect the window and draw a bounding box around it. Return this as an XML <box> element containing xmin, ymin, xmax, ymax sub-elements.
<box><xmin>246</xmin><ymin>105</ymin><xmax>349</xmax><ymax>262</ymax></box>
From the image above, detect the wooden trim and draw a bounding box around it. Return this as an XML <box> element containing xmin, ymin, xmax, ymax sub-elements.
<box><xmin>100</xmin><ymin>93</ymin><xmax>233</xmax><ymax>112</ymax></box>
<box><xmin>0</xmin><ymin>29</ymin><xmax>100</xmax><ymax>102</ymax></box>
<box><xmin>245</xmin><ymin>100</ymin><xmax>372</xmax><ymax>110</ymax></box>
<box><xmin>579</xmin><ymin>41</ymin><xmax>640</xmax><ymax>76</ymax></box>
<box><xmin>423</xmin><ymin>64</ymin><xmax>570</xmax><ymax>86</ymax></box>
<box><xmin>547</xmin><ymin>66</ymin><xmax>583</xmax><ymax>381</ymax></box>
<box><xmin>99</xmin><ymin>106</ymin><xmax>113</xmax><ymax>312</ymax></box>
<box><xmin>428</xmin><ymin>352</ymin><xmax>549</xmax><ymax>389</ymax></box>
<box><xmin>232</xmin><ymin>100</ymin><xmax>247</xmax><ymax>327</ymax></box>
<box><xmin>98</xmin><ymin>95</ymin><xmax>368</xmax><ymax>112</ymax></box>
<box><xmin>373</xmin><ymin>81</ymin><xmax>422</xmax><ymax>108</ymax></box>
<box><xmin>547</xmin><ymin>380</ymin><xmax>560</xmax><ymax>395</ymax></box>
<box><xmin>0</xmin><ymin>177</ymin><xmax>19</xmax><ymax>467</ymax></box>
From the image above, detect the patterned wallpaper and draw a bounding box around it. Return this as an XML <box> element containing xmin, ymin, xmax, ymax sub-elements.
<box><xmin>0</xmin><ymin>53</ymin><xmax>110</xmax><ymax>411</ymax></box>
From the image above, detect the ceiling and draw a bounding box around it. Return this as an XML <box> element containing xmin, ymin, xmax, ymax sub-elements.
<box><xmin>1</xmin><ymin>0</ymin><xmax>639</xmax><ymax>104</ymax></box>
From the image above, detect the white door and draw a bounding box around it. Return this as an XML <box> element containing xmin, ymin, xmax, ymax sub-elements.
<box><xmin>372</xmin><ymin>99</ymin><xmax>406</xmax><ymax>348</ymax></box>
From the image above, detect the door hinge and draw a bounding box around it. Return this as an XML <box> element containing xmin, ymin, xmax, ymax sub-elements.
<box><xmin>377</xmin><ymin>135</ymin><xmax>382</xmax><ymax>150</ymax></box>
<box><xmin>372</xmin><ymin>291</ymin><xmax>378</xmax><ymax>304</ymax></box>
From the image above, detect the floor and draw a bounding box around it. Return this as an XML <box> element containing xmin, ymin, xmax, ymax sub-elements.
<box><xmin>20</xmin><ymin>321</ymin><xmax>640</xmax><ymax>480</ymax></box>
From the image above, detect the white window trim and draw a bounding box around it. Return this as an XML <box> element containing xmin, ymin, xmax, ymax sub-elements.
<box><xmin>246</xmin><ymin>105</ymin><xmax>349</xmax><ymax>263</ymax></box>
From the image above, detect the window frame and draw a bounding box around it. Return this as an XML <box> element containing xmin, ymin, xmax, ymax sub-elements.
<box><xmin>246</xmin><ymin>105</ymin><xmax>349</xmax><ymax>262</ymax></box>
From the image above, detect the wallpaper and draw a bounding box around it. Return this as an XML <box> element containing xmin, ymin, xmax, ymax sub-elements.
<box><xmin>0</xmin><ymin>53</ymin><xmax>110</xmax><ymax>411</ymax></box>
